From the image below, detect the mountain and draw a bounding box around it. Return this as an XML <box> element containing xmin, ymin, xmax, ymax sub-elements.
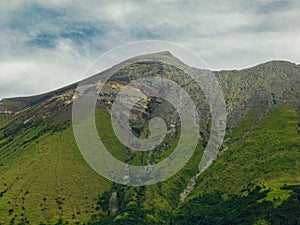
<box><xmin>0</xmin><ymin>53</ymin><xmax>299</xmax><ymax>224</ymax></box>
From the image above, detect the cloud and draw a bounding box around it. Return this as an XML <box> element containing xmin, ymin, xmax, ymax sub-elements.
<box><xmin>0</xmin><ymin>0</ymin><xmax>299</xmax><ymax>99</ymax></box>
<box><xmin>0</xmin><ymin>50</ymin><xmax>86</xmax><ymax>98</ymax></box>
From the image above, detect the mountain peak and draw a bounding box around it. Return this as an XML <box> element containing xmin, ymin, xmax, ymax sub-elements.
<box><xmin>252</xmin><ymin>60</ymin><xmax>298</xmax><ymax>70</ymax></box>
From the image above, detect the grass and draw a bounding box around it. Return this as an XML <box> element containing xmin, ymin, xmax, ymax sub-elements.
<box><xmin>0</xmin><ymin>122</ymin><xmax>111</xmax><ymax>224</ymax></box>
<box><xmin>188</xmin><ymin>105</ymin><xmax>300</xmax><ymax>202</ymax></box>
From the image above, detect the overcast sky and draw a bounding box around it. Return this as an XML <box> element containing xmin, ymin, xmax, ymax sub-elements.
<box><xmin>0</xmin><ymin>0</ymin><xmax>299</xmax><ymax>99</ymax></box>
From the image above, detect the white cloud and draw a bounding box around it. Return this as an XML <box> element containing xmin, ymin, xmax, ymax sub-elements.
<box><xmin>0</xmin><ymin>47</ymin><xmax>87</xmax><ymax>98</ymax></box>
<box><xmin>0</xmin><ymin>0</ymin><xmax>299</xmax><ymax>99</ymax></box>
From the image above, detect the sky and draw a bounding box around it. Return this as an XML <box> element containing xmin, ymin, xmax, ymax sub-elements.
<box><xmin>0</xmin><ymin>0</ymin><xmax>299</xmax><ymax>99</ymax></box>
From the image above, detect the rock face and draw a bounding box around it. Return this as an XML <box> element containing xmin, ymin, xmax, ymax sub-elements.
<box><xmin>109</xmin><ymin>192</ymin><xmax>119</xmax><ymax>215</ymax></box>
<box><xmin>1</xmin><ymin>56</ymin><xmax>299</xmax><ymax>139</ymax></box>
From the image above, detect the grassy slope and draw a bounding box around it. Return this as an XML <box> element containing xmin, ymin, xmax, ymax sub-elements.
<box><xmin>0</xmin><ymin>102</ymin><xmax>299</xmax><ymax>224</ymax></box>
<box><xmin>0</xmin><ymin>111</ymin><xmax>112</xmax><ymax>224</ymax></box>
<box><xmin>0</xmin><ymin>105</ymin><xmax>202</xmax><ymax>224</ymax></box>
<box><xmin>0</xmin><ymin>107</ymin><xmax>299</xmax><ymax>224</ymax></box>
<box><xmin>188</xmin><ymin>105</ymin><xmax>300</xmax><ymax>202</ymax></box>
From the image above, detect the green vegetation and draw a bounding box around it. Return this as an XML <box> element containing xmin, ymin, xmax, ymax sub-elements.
<box><xmin>172</xmin><ymin>185</ymin><xmax>300</xmax><ymax>225</ymax></box>
<box><xmin>0</xmin><ymin>125</ymin><xmax>111</xmax><ymax>224</ymax></box>
<box><xmin>189</xmin><ymin>106</ymin><xmax>300</xmax><ymax>198</ymax></box>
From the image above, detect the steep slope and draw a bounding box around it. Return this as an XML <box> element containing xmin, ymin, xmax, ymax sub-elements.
<box><xmin>173</xmin><ymin>105</ymin><xmax>300</xmax><ymax>225</ymax></box>
<box><xmin>0</xmin><ymin>54</ymin><xmax>299</xmax><ymax>224</ymax></box>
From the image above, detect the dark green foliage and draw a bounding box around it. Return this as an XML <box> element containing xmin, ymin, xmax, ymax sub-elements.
<box><xmin>173</xmin><ymin>185</ymin><xmax>300</xmax><ymax>225</ymax></box>
<box><xmin>97</xmin><ymin>192</ymin><xmax>110</xmax><ymax>213</ymax></box>
<box><xmin>271</xmin><ymin>185</ymin><xmax>300</xmax><ymax>225</ymax></box>
<box><xmin>89</xmin><ymin>185</ymin><xmax>300</xmax><ymax>225</ymax></box>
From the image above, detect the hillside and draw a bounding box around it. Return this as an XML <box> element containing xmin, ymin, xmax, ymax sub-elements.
<box><xmin>0</xmin><ymin>54</ymin><xmax>299</xmax><ymax>224</ymax></box>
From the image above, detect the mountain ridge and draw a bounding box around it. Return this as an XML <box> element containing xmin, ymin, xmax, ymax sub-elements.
<box><xmin>0</xmin><ymin>58</ymin><xmax>298</xmax><ymax>114</ymax></box>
